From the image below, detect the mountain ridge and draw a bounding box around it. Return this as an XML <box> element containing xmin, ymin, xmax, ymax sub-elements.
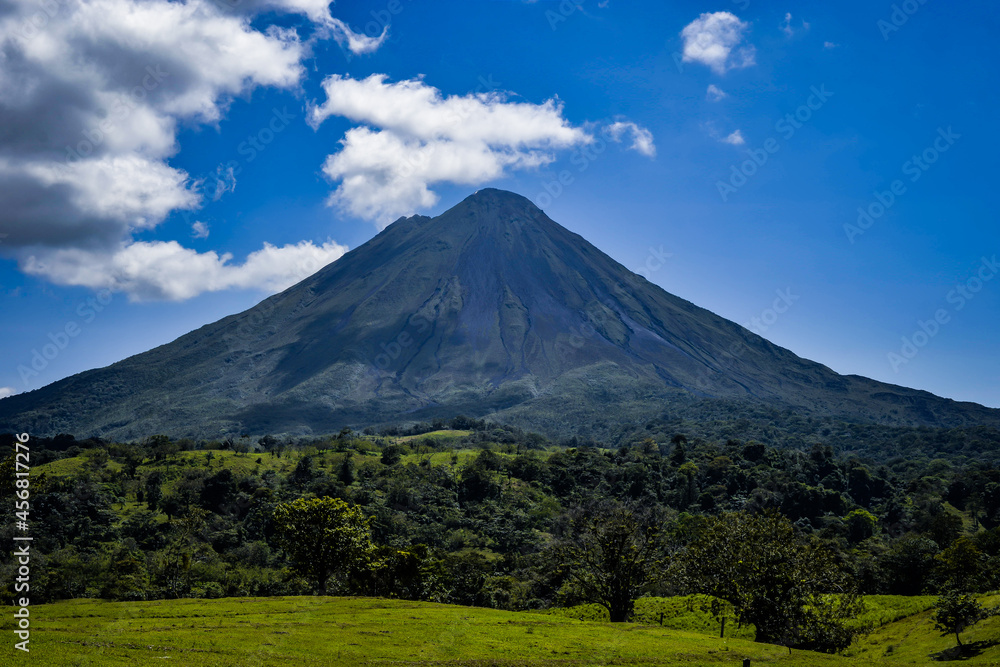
<box><xmin>2</xmin><ymin>188</ymin><xmax>998</xmax><ymax>439</ymax></box>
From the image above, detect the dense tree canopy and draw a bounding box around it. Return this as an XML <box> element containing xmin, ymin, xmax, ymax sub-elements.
<box><xmin>3</xmin><ymin>417</ymin><xmax>1000</xmax><ymax>657</ymax></box>
<box><xmin>272</xmin><ymin>497</ymin><xmax>376</xmax><ymax>594</ymax></box>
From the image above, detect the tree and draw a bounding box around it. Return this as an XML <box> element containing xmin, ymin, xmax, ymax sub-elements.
<box><xmin>844</xmin><ymin>508</ymin><xmax>877</xmax><ymax>543</ymax></box>
<box><xmin>934</xmin><ymin>590</ymin><xmax>987</xmax><ymax>648</ymax></box>
<box><xmin>291</xmin><ymin>455</ymin><xmax>315</xmax><ymax>489</ymax></box>
<box><xmin>272</xmin><ymin>497</ymin><xmax>376</xmax><ymax>594</ymax></box>
<box><xmin>882</xmin><ymin>534</ymin><xmax>940</xmax><ymax>595</ymax></box>
<box><xmin>679</xmin><ymin>511</ymin><xmax>861</xmax><ymax>651</ymax></box>
<box><xmin>381</xmin><ymin>445</ymin><xmax>403</xmax><ymax>467</ymax></box>
<box><xmin>935</xmin><ymin>537</ymin><xmax>985</xmax><ymax>592</ymax></box>
<box><xmin>200</xmin><ymin>468</ymin><xmax>237</xmax><ymax>513</ymax></box>
<box><xmin>552</xmin><ymin>501</ymin><xmax>670</xmax><ymax>622</ymax></box>
<box><xmin>144</xmin><ymin>472</ymin><xmax>163</xmax><ymax>512</ymax></box>
<box><xmin>338</xmin><ymin>453</ymin><xmax>357</xmax><ymax>485</ymax></box>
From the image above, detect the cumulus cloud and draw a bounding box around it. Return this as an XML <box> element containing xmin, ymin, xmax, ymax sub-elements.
<box><xmin>706</xmin><ymin>84</ymin><xmax>728</xmax><ymax>102</ymax></box>
<box><xmin>0</xmin><ymin>387</ymin><xmax>16</xmax><ymax>399</ymax></box>
<box><xmin>0</xmin><ymin>0</ymin><xmax>367</xmax><ymax>300</ymax></box>
<box><xmin>0</xmin><ymin>0</ymin><xmax>302</xmax><ymax>252</ymax></box>
<box><xmin>605</xmin><ymin>122</ymin><xmax>656</xmax><ymax>158</ymax></box>
<box><xmin>22</xmin><ymin>239</ymin><xmax>348</xmax><ymax>302</ymax></box>
<box><xmin>721</xmin><ymin>130</ymin><xmax>746</xmax><ymax>146</ymax></box>
<box><xmin>310</xmin><ymin>74</ymin><xmax>606</xmax><ymax>225</ymax></box>
<box><xmin>681</xmin><ymin>12</ymin><xmax>756</xmax><ymax>74</ymax></box>
<box><xmin>191</xmin><ymin>221</ymin><xmax>210</xmax><ymax>239</ymax></box>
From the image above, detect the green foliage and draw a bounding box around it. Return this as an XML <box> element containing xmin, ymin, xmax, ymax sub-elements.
<box><xmin>844</xmin><ymin>508</ymin><xmax>877</xmax><ymax>543</ymax></box>
<box><xmin>339</xmin><ymin>452</ymin><xmax>357</xmax><ymax>485</ymax></box>
<box><xmin>15</xmin><ymin>421</ymin><xmax>1000</xmax><ymax>661</ymax></box>
<box><xmin>935</xmin><ymin>537</ymin><xmax>986</xmax><ymax>591</ymax></box>
<box><xmin>271</xmin><ymin>496</ymin><xmax>376</xmax><ymax>594</ymax></box>
<box><xmin>679</xmin><ymin>511</ymin><xmax>863</xmax><ymax>651</ymax></box>
<box><xmin>552</xmin><ymin>502</ymin><xmax>671</xmax><ymax>622</ymax></box>
<box><xmin>933</xmin><ymin>590</ymin><xmax>988</xmax><ymax>647</ymax></box>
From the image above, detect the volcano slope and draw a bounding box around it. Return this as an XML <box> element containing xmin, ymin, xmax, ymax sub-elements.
<box><xmin>2</xmin><ymin>189</ymin><xmax>997</xmax><ymax>440</ymax></box>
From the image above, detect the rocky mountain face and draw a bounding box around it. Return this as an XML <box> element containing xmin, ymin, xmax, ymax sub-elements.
<box><xmin>2</xmin><ymin>189</ymin><xmax>997</xmax><ymax>439</ymax></box>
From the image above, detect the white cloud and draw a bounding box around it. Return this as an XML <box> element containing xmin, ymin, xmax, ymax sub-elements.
<box><xmin>781</xmin><ymin>12</ymin><xmax>809</xmax><ymax>37</ymax></box>
<box><xmin>721</xmin><ymin>130</ymin><xmax>746</xmax><ymax>146</ymax></box>
<box><xmin>191</xmin><ymin>221</ymin><xmax>210</xmax><ymax>239</ymax></box>
<box><xmin>0</xmin><ymin>387</ymin><xmax>16</xmax><ymax>399</ymax></box>
<box><xmin>824</xmin><ymin>41</ymin><xmax>838</xmax><ymax>49</ymax></box>
<box><xmin>216</xmin><ymin>0</ymin><xmax>389</xmax><ymax>55</ymax></box>
<box><xmin>706</xmin><ymin>84</ymin><xmax>728</xmax><ymax>102</ymax></box>
<box><xmin>680</xmin><ymin>12</ymin><xmax>756</xmax><ymax>74</ymax></box>
<box><xmin>328</xmin><ymin>18</ymin><xmax>388</xmax><ymax>55</ymax></box>
<box><xmin>0</xmin><ymin>0</ymin><xmax>366</xmax><ymax>300</ymax></box>
<box><xmin>210</xmin><ymin>164</ymin><xmax>238</xmax><ymax>201</ymax></box>
<box><xmin>22</xmin><ymin>239</ymin><xmax>348</xmax><ymax>302</ymax></box>
<box><xmin>310</xmin><ymin>74</ymin><xmax>607</xmax><ymax>226</ymax></box>
<box><xmin>605</xmin><ymin>122</ymin><xmax>656</xmax><ymax>158</ymax></box>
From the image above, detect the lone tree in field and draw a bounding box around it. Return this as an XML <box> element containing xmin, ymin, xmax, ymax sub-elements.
<box><xmin>934</xmin><ymin>590</ymin><xmax>988</xmax><ymax>649</ymax></box>
<box><xmin>679</xmin><ymin>511</ymin><xmax>861</xmax><ymax>652</ymax></box>
<box><xmin>272</xmin><ymin>497</ymin><xmax>376</xmax><ymax>594</ymax></box>
<box><xmin>553</xmin><ymin>501</ymin><xmax>670</xmax><ymax>622</ymax></box>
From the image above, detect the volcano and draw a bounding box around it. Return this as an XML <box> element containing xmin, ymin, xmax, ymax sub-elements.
<box><xmin>2</xmin><ymin>188</ymin><xmax>998</xmax><ymax>439</ymax></box>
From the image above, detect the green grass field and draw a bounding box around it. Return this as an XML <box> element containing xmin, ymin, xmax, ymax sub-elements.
<box><xmin>4</xmin><ymin>594</ymin><xmax>999</xmax><ymax>666</ymax></box>
<box><xmin>543</xmin><ymin>596</ymin><xmax>756</xmax><ymax>640</ymax></box>
<box><xmin>394</xmin><ymin>429</ymin><xmax>474</xmax><ymax>443</ymax></box>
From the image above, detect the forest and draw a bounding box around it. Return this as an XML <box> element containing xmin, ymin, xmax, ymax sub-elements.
<box><xmin>3</xmin><ymin>416</ymin><xmax>1000</xmax><ymax>653</ymax></box>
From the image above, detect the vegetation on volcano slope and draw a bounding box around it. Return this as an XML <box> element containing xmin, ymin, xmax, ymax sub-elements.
<box><xmin>2</xmin><ymin>416</ymin><xmax>1000</xmax><ymax>656</ymax></box>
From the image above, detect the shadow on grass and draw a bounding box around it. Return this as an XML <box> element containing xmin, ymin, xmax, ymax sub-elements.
<box><xmin>931</xmin><ymin>639</ymin><xmax>1000</xmax><ymax>661</ymax></box>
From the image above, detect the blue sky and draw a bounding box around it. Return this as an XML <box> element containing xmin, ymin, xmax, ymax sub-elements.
<box><xmin>1</xmin><ymin>0</ymin><xmax>998</xmax><ymax>409</ymax></box>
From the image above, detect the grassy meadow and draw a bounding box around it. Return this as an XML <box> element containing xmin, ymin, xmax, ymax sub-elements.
<box><xmin>3</xmin><ymin>594</ymin><xmax>999</xmax><ymax>666</ymax></box>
